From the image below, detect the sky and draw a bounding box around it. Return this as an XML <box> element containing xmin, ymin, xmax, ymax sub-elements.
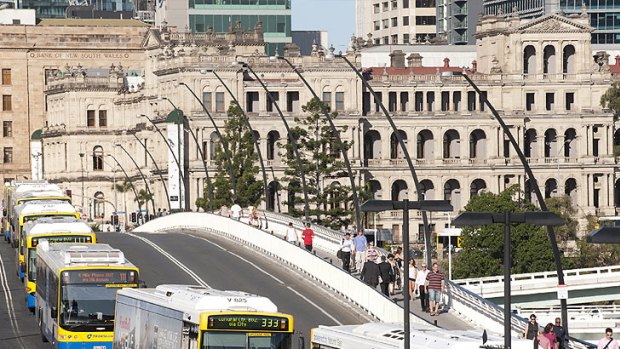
<box><xmin>291</xmin><ymin>0</ymin><xmax>355</xmax><ymax>52</ymax></box>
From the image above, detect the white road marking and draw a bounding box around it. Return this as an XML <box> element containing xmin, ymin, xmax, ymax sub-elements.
<box><xmin>187</xmin><ymin>234</ymin><xmax>343</xmax><ymax>325</ymax></box>
<box><xmin>126</xmin><ymin>232</ymin><xmax>210</xmax><ymax>288</ymax></box>
<box><xmin>0</xmin><ymin>249</ymin><xmax>27</xmax><ymax>348</ymax></box>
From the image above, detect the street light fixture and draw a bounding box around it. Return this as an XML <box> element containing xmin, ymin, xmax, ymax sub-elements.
<box><xmin>452</xmin><ymin>69</ymin><xmax>571</xmax><ymax>334</ymax></box>
<box><xmin>106</xmin><ymin>154</ymin><xmax>141</xmax><ymax>218</ymax></box>
<box><xmin>335</xmin><ymin>53</ymin><xmax>435</xmax><ymax>265</ymax></box>
<box><xmin>115</xmin><ymin>143</ymin><xmax>156</xmax><ymax>219</ymax></box>
<box><xmin>453</xmin><ymin>211</ymin><xmax>564</xmax><ymax>349</ymax></box>
<box><xmin>78</xmin><ymin>152</ymin><xmax>85</xmax><ymax>214</ymax></box>
<box><xmin>361</xmin><ymin>199</ymin><xmax>453</xmax><ymax>349</ymax></box>
<box><xmin>236</xmin><ymin>60</ymin><xmax>311</xmax><ymax>222</ymax></box>
<box><xmin>276</xmin><ymin>55</ymin><xmax>362</xmax><ymax>230</ymax></box>
<box><xmin>132</xmin><ymin>134</ymin><xmax>172</xmax><ymax>211</ymax></box>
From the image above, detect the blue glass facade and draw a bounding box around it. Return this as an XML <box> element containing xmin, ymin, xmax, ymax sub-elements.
<box><xmin>20</xmin><ymin>0</ymin><xmax>133</xmax><ymax>18</ymax></box>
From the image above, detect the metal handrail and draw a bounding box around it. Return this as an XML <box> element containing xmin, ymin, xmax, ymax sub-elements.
<box><xmin>454</xmin><ymin>265</ymin><xmax>620</xmax><ymax>286</ymax></box>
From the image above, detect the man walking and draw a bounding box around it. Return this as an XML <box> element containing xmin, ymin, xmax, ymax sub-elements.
<box><xmin>230</xmin><ymin>202</ymin><xmax>242</xmax><ymax>220</ymax></box>
<box><xmin>360</xmin><ymin>256</ymin><xmax>380</xmax><ymax>289</ymax></box>
<box><xmin>353</xmin><ymin>229</ymin><xmax>368</xmax><ymax>272</ymax></box>
<box><xmin>554</xmin><ymin>317</ymin><xmax>567</xmax><ymax>349</ymax></box>
<box><xmin>417</xmin><ymin>263</ymin><xmax>430</xmax><ymax>312</ymax></box>
<box><xmin>340</xmin><ymin>233</ymin><xmax>354</xmax><ymax>272</ymax></box>
<box><xmin>597</xmin><ymin>328</ymin><xmax>619</xmax><ymax>349</ymax></box>
<box><xmin>301</xmin><ymin>223</ymin><xmax>315</xmax><ymax>252</ymax></box>
<box><xmin>285</xmin><ymin>222</ymin><xmax>298</xmax><ymax>244</ymax></box>
<box><xmin>378</xmin><ymin>255</ymin><xmax>393</xmax><ymax>297</ymax></box>
<box><xmin>425</xmin><ymin>262</ymin><xmax>445</xmax><ymax>316</ymax></box>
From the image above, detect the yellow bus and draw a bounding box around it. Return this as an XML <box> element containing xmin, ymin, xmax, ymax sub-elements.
<box><xmin>36</xmin><ymin>243</ymin><xmax>140</xmax><ymax>349</ymax></box>
<box><xmin>23</xmin><ymin>217</ymin><xmax>96</xmax><ymax>311</ymax></box>
<box><xmin>113</xmin><ymin>285</ymin><xmax>294</xmax><ymax>349</ymax></box>
<box><xmin>13</xmin><ymin>201</ymin><xmax>80</xmax><ymax>281</ymax></box>
<box><xmin>3</xmin><ymin>183</ymin><xmax>15</xmax><ymax>242</ymax></box>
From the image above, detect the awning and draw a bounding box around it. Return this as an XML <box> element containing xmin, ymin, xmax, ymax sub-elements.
<box><xmin>586</xmin><ymin>227</ymin><xmax>620</xmax><ymax>244</ymax></box>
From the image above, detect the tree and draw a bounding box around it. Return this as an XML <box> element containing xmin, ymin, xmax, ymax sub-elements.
<box><xmin>544</xmin><ymin>195</ymin><xmax>578</xmax><ymax>248</ymax></box>
<box><xmin>452</xmin><ymin>185</ymin><xmax>556</xmax><ymax>279</ymax></box>
<box><xmin>113</xmin><ymin>179</ymin><xmax>135</xmax><ymax>227</ymax></box>
<box><xmin>600</xmin><ymin>82</ymin><xmax>620</xmax><ymax>117</ymax></box>
<box><xmin>279</xmin><ymin>97</ymin><xmax>354</xmax><ymax>230</ymax></box>
<box><xmin>196</xmin><ymin>103</ymin><xmax>262</xmax><ymax>211</ymax></box>
<box><xmin>135</xmin><ymin>189</ymin><xmax>153</xmax><ymax>216</ymax></box>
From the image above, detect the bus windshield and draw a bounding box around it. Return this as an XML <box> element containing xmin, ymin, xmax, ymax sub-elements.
<box><xmin>202</xmin><ymin>332</ymin><xmax>292</xmax><ymax>349</ymax></box>
<box><xmin>60</xmin><ymin>283</ymin><xmax>117</xmax><ymax>330</ymax></box>
<box><xmin>27</xmin><ymin>249</ymin><xmax>36</xmax><ymax>281</ymax></box>
<box><xmin>23</xmin><ymin>214</ymin><xmax>77</xmax><ymax>224</ymax></box>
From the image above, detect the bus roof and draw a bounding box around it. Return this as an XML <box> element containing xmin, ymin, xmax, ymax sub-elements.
<box><xmin>14</xmin><ymin>183</ymin><xmax>60</xmax><ymax>194</ymax></box>
<box><xmin>118</xmin><ymin>285</ymin><xmax>279</xmax><ymax>322</ymax></box>
<box><xmin>25</xmin><ymin>221</ymin><xmax>92</xmax><ymax>237</ymax></box>
<box><xmin>15</xmin><ymin>201</ymin><xmax>77</xmax><ymax>216</ymax></box>
<box><xmin>599</xmin><ymin>216</ymin><xmax>620</xmax><ymax>221</ymax></box>
<box><xmin>37</xmin><ymin>243</ymin><xmax>136</xmax><ymax>271</ymax></box>
<box><xmin>14</xmin><ymin>190</ymin><xmax>66</xmax><ymax>200</ymax></box>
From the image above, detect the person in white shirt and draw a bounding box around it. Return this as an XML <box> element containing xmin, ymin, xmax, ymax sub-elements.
<box><xmin>285</xmin><ymin>222</ymin><xmax>298</xmax><ymax>244</ymax></box>
<box><xmin>597</xmin><ymin>328</ymin><xmax>619</xmax><ymax>349</ymax></box>
<box><xmin>339</xmin><ymin>233</ymin><xmax>354</xmax><ymax>273</ymax></box>
<box><xmin>230</xmin><ymin>202</ymin><xmax>242</xmax><ymax>220</ymax></box>
<box><xmin>416</xmin><ymin>263</ymin><xmax>430</xmax><ymax>312</ymax></box>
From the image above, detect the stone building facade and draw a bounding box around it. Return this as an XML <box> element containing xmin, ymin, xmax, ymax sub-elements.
<box><xmin>38</xmin><ymin>13</ymin><xmax>619</xmax><ymax>239</ymax></box>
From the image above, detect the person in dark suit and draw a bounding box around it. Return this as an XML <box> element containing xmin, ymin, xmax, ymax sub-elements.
<box><xmin>378</xmin><ymin>255</ymin><xmax>393</xmax><ymax>296</ymax></box>
<box><xmin>360</xmin><ymin>256</ymin><xmax>380</xmax><ymax>288</ymax></box>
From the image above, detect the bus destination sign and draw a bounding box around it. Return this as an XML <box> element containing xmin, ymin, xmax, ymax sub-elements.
<box><xmin>32</xmin><ymin>235</ymin><xmax>92</xmax><ymax>247</ymax></box>
<box><xmin>65</xmin><ymin>270</ymin><xmax>137</xmax><ymax>284</ymax></box>
<box><xmin>207</xmin><ymin>315</ymin><xmax>290</xmax><ymax>332</ymax></box>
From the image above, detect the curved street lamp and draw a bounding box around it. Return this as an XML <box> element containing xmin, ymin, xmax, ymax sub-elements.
<box><xmin>238</xmin><ymin>61</ymin><xmax>311</xmax><ymax>222</ymax></box>
<box><xmin>335</xmin><ymin>53</ymin><xmax>434</xmax><ymax>265</ymax></box>
<box><xmin>277</xmin><ymin>56</ymin><xmax>362</xmax><ymax>229</ymax></box>
<box><xmin>115</xmin><ymin>143</ymin><xmax>156</xmax><ymax>218</ymax></box>
<box><xmin>453</xmin><ymin>70</ymin><xmax>570</xmax><ymax>335</ymax></box>
<box><xmin>138</xmin><ymin>113</ymin><xmax>186</xmax><ymax>210</ymax></box>
<box><xmin>131</xmin><ymin>133</ymin><xmax>172</xmax><ymax>211</ymax></box>
<box><xmin>178</xmin><ymin>82</ymin><xmax>237</xmax><ymax>197</ymax></box>
<box><xmin>106</xmin><ymin>154</ymin><xmax>141</xmax><ymax>214</ymax></box>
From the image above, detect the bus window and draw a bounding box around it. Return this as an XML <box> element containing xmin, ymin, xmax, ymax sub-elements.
<box><xmin>249</xmin><ymin>334</ymin><xmax>291</xmax><ymax>349</ymax></box>
<box><xmin>203</xmin><ymin>332</ymin><xmax>245</xmax><ymax>349</ymax></box>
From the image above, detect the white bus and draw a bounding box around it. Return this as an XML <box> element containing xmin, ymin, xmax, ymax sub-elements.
<box><xmin>113</xmin><ymin>284</ymin><xmax>295</xmax><ymax>349</ymax></box>
<box><xmin>36</xmin><ymin>243</ymin><xmax>140</xmax><ymax>349</ymax></box>
<box><xmin>311</xmin><ymin>322</ymin><xmax>535</xmax><ymax>349</ymax></box>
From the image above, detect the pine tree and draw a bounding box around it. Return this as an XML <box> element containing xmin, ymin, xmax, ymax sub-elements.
<box><xmin>279</xmin><ymin>97</ymin><xmax>355</xmax><ymax>230</ymax></box>
<box><xmin>196</xmin><ymin>103</ymin><xmax>262</xmax><ymax>210</ymax></box>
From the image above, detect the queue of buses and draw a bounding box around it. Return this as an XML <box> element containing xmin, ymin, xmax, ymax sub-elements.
<box><xmin>2</xmin><ymin>180</ymin><xmax>528</xmax><ymax>349</ymax></box>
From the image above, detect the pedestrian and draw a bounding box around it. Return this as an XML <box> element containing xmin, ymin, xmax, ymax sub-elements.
<box><xmin>366</xmin><ymin>241</ymin><xmax>378</xmax><ymax>262</ymax></box>
<box><xmin>393</xmin><ymin>246</ymin><xmax>403</xmax><ymax>290</ymax></box>
<box><xmin>543</xmin><ymin>323</ymin><xmax>556</xmax><ymax>349</ymax></box>
<box><xmin>247</xmin><ymin>205</ymin><xmax>254</xmax><ymax>225</ymax></box>
<box><xmin>230</xmin><ymin>202</ymin><xmax>242</xmax><ymax>221</ymax></box>
<box><xmin>285</xmin><ymin>222</ymin><xmax>298</xmax><ymax>244</ymax></box>
<box><xmin>407</xmin><ymin>258</ymin><xmax>417</xmax><ymax>300</ymax></box>
<box><xmin>425</xmin><ymin>262</ymin><xmax>445</xmax><ymax>316</ymax></box>
<box><xmin>301</xmin><ymin>223</ymin><xmax>315</xmax><ymax>252</ymax></box>
<box><xmin>157</xmin><ymin>208</ymin><xmax>162</xmax><ymax>217</ymax></box>
<box><xmin>340</xmin><ymin>233</ymin><xmax>354</xmax><ymax>272</ymax></box>
<box><xmin>252</xmin><ymin>207</ymin><xmax>261</xmax><ymax>228</ymax></box>
<box><xmin>387</xmin><ymin>254</ymin><xmax>399</xmax><ymax>295</ymax></box>
<box><xmin>353</xmin><ymin>229</ymin><xmax>368</xmax><ymax>272</ymax></box>
<box><xmin>597</xmin><ymin>328</ymin><xmax>619</xmax><ymax>349</ymax></box>
<box><xmin>162</xmin><ymin>208</ymin><xmax>168</xmax><ymax>216</ymax></box>
<box><xmin>360</xmin><ymin>255</ymin><xmax>380</xmax><ymax>288</ymax></box>
<box><xmin>378</xmin><ymin>255</ymin><xmax>393</xmax><ymax>297</ymax></box>
<box><xmin>523</xmin><ymin>314</ymin><xmax>539</xmax><ymax>340</ymax></box>
<box><xmin>538</xmin><ymin>330</ymin><xmax>552</xmax><ymax>349</ymax></box>
<box><xmin>220</xmin><ymin>204</ymin><xmax>230</xmax><ymax>217</ymax></box>
<box><xmin>417</xmin><ymin>262</ymin><xmax>430</xmax><ymax>312</ymax></box>
<box><xmin>553</xmin><ymin>317</ymin><xmax>567</xmax><ymax>349</ymax></box>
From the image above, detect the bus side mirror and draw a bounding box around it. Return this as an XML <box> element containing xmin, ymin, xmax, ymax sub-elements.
<box><xmin>298</xmin><ymin>335</ymin><xmax>305</xmax><ymax>349</ymax></box>
<box><xmin>51</xmin><ymin>307</ymin><xmax>57</xmax><ymax>319</ymax></box>
<box><xmin>139</xmin><ymin>280</ymin><xmax>148</xmax><ymax>288</ymax></box>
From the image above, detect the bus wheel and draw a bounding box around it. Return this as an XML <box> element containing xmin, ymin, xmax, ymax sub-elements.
<box><xmin>38</xmin><ymin>313</ymin><xmax>48</xmax><ymax>343</ymax></box>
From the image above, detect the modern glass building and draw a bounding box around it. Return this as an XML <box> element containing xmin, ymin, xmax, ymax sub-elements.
<box><xmin>483</xmin><ymin>0</ymin><xmax>620</xmax><ymax>44</ymax></box>
<box><xmin>20</xmin><ymin>0</ymin><xmax>133</xmax><ymax>19</ymax></box>
<box><xmin>188</xmin><ymin>0</ymin><xmax>292</xmax><ymax>55</ymax></box>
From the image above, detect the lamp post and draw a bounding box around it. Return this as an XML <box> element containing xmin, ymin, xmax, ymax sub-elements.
<box><xmin>238</xmin><ymin>61</ymin><xmax>311</xmax><ymax>222</ymax></box>
<box><xmin>79</xmin><ymin>152</ymin><xmax>85</xmax><ymax>215</ymax></box>
<box><xmin>277</xmin><ymin>56</ymin><xmax>362</xmax><ymax>230</ymax></box>
<box><xmin>209</xmin><ymin>69</ymin><xmax>270</xmax><ymax>219</ymax></box>
<box><xmin>138</xmin><ymin>113</ymin><xmax>186</xmax><ymax>211</ymax></box>
<box><xmin>115</xmin><ymin>143</ymin><xmax>156</xmax><ymax>219</ymax></box>
<box><xmin>336</xmin><ymin>53</ymin><xmax>434</xmax><ymax>265</ymax></box>
<box><xmin>453</xmin><ymin>70</ymin><xmax>570</xmax><ymax>334</ymax></box>
<box><xmin>106</xmin><ymin>154</ymin><xmax>141</xmax><ymax>216</ymax></box>
<box><xmin>453</xmin><ymin>211</ymin><xmax>565</xmax><ymax>349</ymax></box>
<box><xmin>158</xmin><ymin>96</ymin><xmax>214</xmax><ymax>211</ymax></box>
<box><xmin>361</xmin><ymin>199</ymin><xmax>453</xmax><ymax>349</ymax></box>
<box><xmin>178</xmin><ymin>82</ymin><xmax>237</xmax><ymax>198</ymax></box>
<box><xmin>132</xmin><ymin>134</ymin><xmax>172</xmax><ymax>211</ymax></box>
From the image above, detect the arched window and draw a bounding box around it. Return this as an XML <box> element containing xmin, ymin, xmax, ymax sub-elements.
<box><xmin>523</xmin><ymin>45</ymin><xmax>537</xmax><ymax>75</ymax></box>
<box><xmin>92</xmin><ymin>146</ymin><xmax>103</xmax><ymax>171</ymax></box>
<box><xmin>443</xmin><ymin>129</ymin><xmax>460</xmax><ymax>159</ymax></box>
<box><xmin>543</xmin><ymin>45</ymin><xmax>556</xmax><ymax>75</ymax></box>
<box><xmin>267</xmin><ymin>131</ymin><xmax>280</xmax><ymax>161</ymax></box>
<box><xmin>563</xmin><ymin>45</ymin><xmax>576</xmax><ymax>74</ymax></box>
<box><xmin>545</xmin><ymin>178</ymin><xmax>558</xmax><ymax>198</ymax></box>
<box><xmin>444</xmin><ymin>179</ymin><xmax>461</xmax><ymax>209</ymax></box>
<box><xmin>267</xmin><ymin>181</ymin><xmax>281</xmax><ymax>212</ymax></box>
<box><xmin>470</xmin><ymin>179</ymin><xmax>487</xmax><ymax>197</ymax></box>
<box><xmin>391</xmin><ymin>180</ymin><xmax>408</xmax><ymax>201</ymax></box>
<box><xmin>544</xmin><ymin>129</ymin><xmax>557</xmax><ymax>158</ymax></box>
<box><xmin>94</xmin><ymin>191</ymin><xmax>105</xmax><ymax>218</ymax></box>
<box><xmin>416</xmin><ymin>129</ymin><xmax>434</xmax><ymax>159</ymax></box>
<box><xmin>364</xmin><ymin>130</ymin><xmax>382</xmax><ymax>161</ymax></box>
<box><xmin>469</xmin><ymin>129</ymin><xmax>486</xmax><ymax>159</ymax></box>
<box><xmin>419</xmin><ymin>179</ymin><xmax>434</xmax><ymax>200</ymax></box>
<box><xmin>564</xmin><ymin>128</ymin><xmax>577</xmax><ymax>158</ymax></box>
<box><xmin>390</xmin><ymin>130</ymin><xmax>407</xmax><ymax>159</ymax></box>
<box><xmin>525</xmin><ymin>129</ymin><xmax>538</xmax><ymax>158</ymax></box>
<box><xmin>565</xmin><ymin>178</ymin><xmax>577</xmax><ymax>203</ymax></box>
<box><xmin>209</xmin><ymin>132</ymin><xmax>220</xmax><ymax>160</ymax></box>
<box><xmin>368</xmin><ymin>180</ymin><xmax>382</xmax><ymax>199</ymax></box>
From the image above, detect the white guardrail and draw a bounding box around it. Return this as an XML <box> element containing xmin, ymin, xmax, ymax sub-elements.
<box><xmin>134</xmin><ymin>213</ymin><xmax>594</xmax><ymax>349</ymax></box>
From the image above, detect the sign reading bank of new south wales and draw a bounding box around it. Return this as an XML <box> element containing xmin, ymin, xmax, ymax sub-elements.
<box><xmin>29</xmin><ymin>51</ymin><xmax>131</xmax><ymax>60</ymax></box>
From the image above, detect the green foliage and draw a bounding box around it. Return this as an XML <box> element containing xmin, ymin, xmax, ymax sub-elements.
<box><xmin>196</xmin><ymin>103</ymin><xmax>262</xmax><ymax>211</ymax></box>
<box><xmin>279</xmin><ymin>97</ymin><xmax>354</xmax><ymax>230</ymax></box>
<box><xmin>452</xmin><ymin>185</ymin><xmax>556</xmax><ymax>279</ymax></box>
<box><xmin>545</xmin><ymin>196</ymin><xmax>578</xmax><ymax>246</ymax></box>
<box><xmin>601</xmin><ymin>82</ymin><xmax>620</xmax><ymax>116</ymax></box>
<box><xmin>135</xmin><ymin>189</ymin><xmax>153</xmax><ymax>208</ymax></box>
<box><xmin>113</xmin><ymin>179</ymin><xmax>133</xmax><ymax>194</ymax></box>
